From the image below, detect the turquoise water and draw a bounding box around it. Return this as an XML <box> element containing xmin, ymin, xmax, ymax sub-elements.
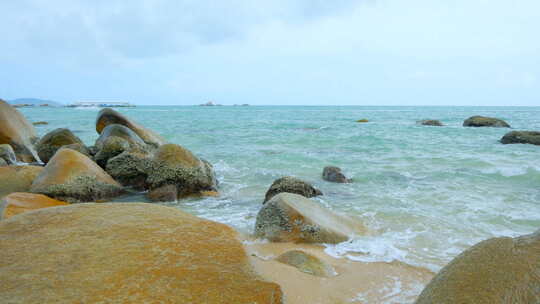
<box><xmin>21</xmin><ymin>106</ymin><xmax>540</xmax><ymax>272</ymax></box>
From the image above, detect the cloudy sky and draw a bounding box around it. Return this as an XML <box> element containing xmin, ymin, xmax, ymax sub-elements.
<box><xmin>1</xmin><ymin>0</ymin><xmax>539</xmax><ymax>105</ymax></box>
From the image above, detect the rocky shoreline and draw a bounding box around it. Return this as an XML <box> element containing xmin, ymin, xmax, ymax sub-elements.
<box><xmin>1</xmin><ymin>99</ymin><xmax>539</xmax><ymax>303</ymax></box>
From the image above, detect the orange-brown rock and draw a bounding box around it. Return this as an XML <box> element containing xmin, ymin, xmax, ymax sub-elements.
<box><xmin>0</xmin><ymin>203</ymin><xmax>283</xmax><ymax>303</ymax></box>
<box><xmin>96</xmin><ymin>108</ymin><xmax>166</xmax><ymax>147</ymax></box>
<box><xmin>30</xmin><ymin>148</ymin><xmax>124</xmax><ymax>203</ymax></box>
<box><xmin>0</xmin><ymin>99</ymin><xmax>40</xmax><ymax>162</ymax></box>
<box><xmin>0</xmin><ymin>192</ymin><xmax>69</xmax><ymax>220</ymax></box>
<box><xmin>0</xmin><ymin>166</ymin><xmax>44</xmax><ymax>198</ymax></box>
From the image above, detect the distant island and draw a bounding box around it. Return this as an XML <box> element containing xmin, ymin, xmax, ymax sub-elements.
<box><xmin>8</xmin><ymin>98</ymin><xmax>63</xmax><ymax>107</ymax></box>
<box><xmin>199</xmin><ymin>101</ymin><xmax>222</xmax><ymax>106</ymax></box>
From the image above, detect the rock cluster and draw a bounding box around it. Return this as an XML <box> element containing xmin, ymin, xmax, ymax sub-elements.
<box><xmin>36</xmin><ymin>128</ymin><xmax>85</xmax><ymax>163</ymax></box>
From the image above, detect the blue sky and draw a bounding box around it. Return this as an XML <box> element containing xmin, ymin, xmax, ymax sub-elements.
<box><xmin>1</xmin><ymin>0</ymin><xmax>539</xmax><ymax>105</ymax></box>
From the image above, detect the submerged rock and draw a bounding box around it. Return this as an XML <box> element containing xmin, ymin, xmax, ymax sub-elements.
<box><xmin>275</xmin><ymin>250</ymin><xmax>336</xmax><ymax>277</ymax></box>
<box><xmin>146</xmin><ymin>144</ymin><xmax>217</xmax><ymax>201</ymax></box>
<box><xmin>356</xmin><ymin>119</ymin><xmax>369</xmax><ymax>123</ymax></box>
<box><xmin>415</xmin><ymin>230</ymin><xmax>540</xmax><ymax>304</ymax></box>
<box><xmin>36</xmin><ymin>128</ymin><xmax>85</xmax><ymax>163</ymax></box>
<box><xmin>0</xmin><ymin>166</ymin><xmax>44</xmax><ymax>198</ymax></box>
<box><xmin>322</xmin><ymin>166</ymin><xmax>350</xmax><ymax>183</ymax></box>
<box><xmin>264</xmin><ymin>176</ymin><xmax>322</xmax><ymax>203</ymax></box>
<box><xmin>500</xmin><ymin>131</ymin><xmax>540</xmax><ymax>146</ymax></box>
<box><xmin>463</xmin><ymin>116</ymin><xmax>510</xmax><ymax>128</ymax></box>
<box><xmin>0</xmin><ymin>144</ymin><xmax>17</xmax><ymax>165</ymax></box>
<box><xmin>96</xmin><ymin>108</ymin><xmax>166</xmax><ymax>147</ymax></box>
<box><xmin>255</xmin><ymin>192</ymin><xmax>365</xmax><ymax>243</ymax></box>
<box><xmin>106</xmin><ymin>151</ymin><xmax>154</xmax><ymax>190</ymax></box>
<box><xmin>0</xmin><ymin>99</ymin><xmax>40</xmax><ymax>162</ymax></box>
<box><xmin>32</xmin><ymin>121</ymin><xmax>48</xmax><ymax>125</ymax></box>
<box><xmin>30</xmin><ymin>148</ymin><xmax>124</xmax><ymax>203</ymax></box>
<box><xmin>0</xmin><ymin>203</ymin><xmax>283</xmax><ymax>303</ymax></box>
<box><xmin>0</xmin><ymin>192</ymin><xmax>69</xmax><ymax>220</ymax></box>
<box><xmin>418</xmin><ymin>119</ymin><xmax>444</xmax><ymax>126</ymax></box>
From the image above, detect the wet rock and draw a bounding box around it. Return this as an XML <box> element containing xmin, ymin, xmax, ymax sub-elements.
<box><xmin>96</xmin><ymin>108</ymin><xmax>166</xmax><ymax>147</ymax></box>
<box><xmin>30</xmin><ymin>148</ymin><xmax>124</xmax><ymax>203</ymax></box>
<box><xmin>463</xmin><ymin>116</ymin><xmax>510</xmax><ymax>128</ymax></box>
<box><xmin>0</xmin><ymin>203</ymin><xmax>283</xmax><ymax>303</ymax></box>
<box><xmin>147</xmin><ymin>184</ymin><xmax>178</xmax><ymax>202</ymax></box>
<box><xmin>418</xmin><ymin>119</ymin><xmax>444</xmax><ymax>126</ymax></box>
<box><xmin>94</xmin><ymin>136</ymin><xmax>131</xmax><ymax>168</ymax></box>
<box><xmin>36</xmin><ymin>128</ymin><xmax>84</xmax><ymax>163</ymax></box>
<box><xmin>275</xmin><ymin>250</ymin><xmax>336</xmax><ymax>277</ymax></box>
<box><xmin>0</xmin><ymin>166</ymin><xmax>44</xmax><ymax>198</ymax></box>
<box><xmin>255</xmin><ymin>192</ymin><xmax>365</xmax><ymax>243</ymax></box>
<box><xmin>264</xmin><ymin>176</ymin><xmax>322</xmax><ymax>203</ymax></box>
<box><xmin>415</xmin><ymin>230</ymin><xmax>540</xmax><ymax>304</ymax></box>
<box><xmin>0</xmin><ymin>144</ymin><xmax>17</xmax><ymax>165</ymax></box>
<box><xmin>500</xmin><ymin>131</ymin><xmax>540</xmax><ymax>146</ymax></box>
<box><xmin>146</xmin><ymin>144</ymin><xmax>218</xmax><ymax>201</ymax></box>
<box><xmin>0</xmin><ymin>99</ymin><xmax>40</xmax><ymax>162</ymax></box>
<box><xmin>106</xmin><ymin>151</ymin><xmax>154</xmax><ymax>190</ymax></box>
<box><xmin>32</xmin><ymin>121</ymin><xmax>48</xmax><ymax>126</ymax></box>
<box><xmin>0</xmin><ymin>192</ymin><xmax>69</xmax><ymax>220</ymax></box>
<box><xmin>322</xmin><ymin>166</ymin><xmax>350</xmax><ymax>183</ymax></box>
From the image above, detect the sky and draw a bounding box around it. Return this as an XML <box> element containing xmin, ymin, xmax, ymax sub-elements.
<box><xmin>1</xmin><ymin>0</ymin><xmax>539</xmax><ymax>106</ymax></box>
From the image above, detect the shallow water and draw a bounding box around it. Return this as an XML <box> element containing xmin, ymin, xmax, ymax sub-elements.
<box><xmin>22</xmin><ymin>106</ymin><xmax>540</xmax><ymax>275</ymax></box>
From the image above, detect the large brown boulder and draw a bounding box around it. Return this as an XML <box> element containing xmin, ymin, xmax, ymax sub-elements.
<box><xmin>500</xmin><ymin>131</ymin><xmax>540</xmax><ymax>146</ymax></box>
<box><xmin>0</xmin><ymin>203</ymin><xmax>283</xmax><ymax>303</ymax></box>
<box><xmin>0</xmin><ymin>166</ymin><xmax>43</xmax><ymax>198</ymax></box>
<box><xmin>415</xmin><ymin>230</ymin><xmax>540</xmax><ymax>304</ymax></box>
<box><xmin>30</xmin><ymin>148</ymin><xmax>124</xmax><ymax>203</ymax></box>
<box><xmin>96</xmin><ymin>108</ymin><xmax>166</xmax><ymax>147</ymax></box>
<box><xmin>0</xmin><ymin>144</ymin><xmax>17</xmax><ymax>165</ymax></box>
<box><xmin>0</xmin><ymin>99</ymin><xmax>40</xmax><ymax>162</ymax></box>
<box><xmin>0</xmin><ymin>192</ymin><xmax>69</xmax><ymax>220</ymax></box>
<box><xmin>264</xmin><ymin>176</ymin><xmax>322</xmax><ymax>203</ymax></box>
<box><xmin>35</xmin><ymin>128</ymin><xmax>85</xmax><ymax>163</ymax></box>
<box><xmin>255</xmin><ymin>192</ymin><xmax>365</xmax><ymax>243</ymax></box>
<box><xmin>463</xmin><ymin>116</ymin><xmax>510</xmax><ymax>128</ymax></box>
<box><xmin>146</xmin><ymin>144</ymin><xmax>217</xmax><ymax>201</ymax></box>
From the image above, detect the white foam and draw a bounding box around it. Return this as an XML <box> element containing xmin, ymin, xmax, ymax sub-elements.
<box><xmin>324</xmin><ymin>236</ymin><xmax>407</xmax><ymax>264</ymax></box>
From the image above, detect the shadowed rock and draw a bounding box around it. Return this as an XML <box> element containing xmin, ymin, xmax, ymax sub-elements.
<box><xmin>0</xmin><ymin>166</ymin><xmax>44</xmax><ymax>198</ymax></box>
<box><xmin>94</xmin><ymin>136</ymin><xmax>131</xmax><ymax>168</ymax></box>
<box><xmin>276</xmin><ymin>250</ymin><xmax>336</xmax><ymax>277</ymax></box>
<box><xmin>415</xmin><ymin>230</ymin><xmax>540</xmax><ymax>304</ymax></box>
<box><xmin>418</xmin><ymin>119</ymin><xmax>444</xmax><ymax>126</ymax></box>
<box><xmin>0</xmin><ymin>203</ymin><xmax>283</xmax><ymax>303</ymax></box>
<box><xmin>0</xmin><ymin>99</ymin><xmax>40</xmax><ymax>162</ymax></box>
<box><xmin>322</xmin><ymin>166</ymin><xmax>350</xmax><ymax>183</ymax></box>
<box><xmin>30</xmin><ymin>148</ymin><xmax>124</xmax><ymax>203</ymax></box>
<box><xmin>96</xmin><ymin>108</ymin><xmax>166</xmax><ymax>147</ymax></box>
<box><xmin>463</xmin><ymin>116</ymin><xmax>510</xmax><ymax>128</ymax></box>
<box><xmin>0</xmin><ymin>144</ymin><xmax>17</xmax><ymax>165</ymax></box>
<box><xmin>95</xmin><ymin>124</ymin><xmax>147</xmax><ymax>150</ymax></box>
<box><xmin>255</xmin><ymin>192</ymin><xmax>365</xmax><ymax>243</ymax></box>
<box><xmin>106</xmin><ymin>151</ymin><xmax>154</xmax><ymax>190</ymax></box>
<box><xmin>36</xmin><ymin>128</ymin><xmax>84</xmax><ymax>163</ymax></box>
<box><xmin>0</xmin><ymin>159</ymin><xmax>5</xmax><ymax>167</ymax></box>
<box><xmin>0</xmin><ymin>192</ymin><xmax>69</xmax><ymax>220</ymax></box>
<box><xmin>264</xmin><ymin>176</ymin><xmax>322</xmax><ymax>203</ymax></box>
<box><xmin>500</xmin><ymin>131</ymin><xmax>540</xmax><ymax>146</ymax></box>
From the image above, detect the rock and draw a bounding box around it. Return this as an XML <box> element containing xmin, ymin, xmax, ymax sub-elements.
<box><xmin>32</xmin><ymin>121</ymin><xmax>48</xmax><ymax>125</ymax></box>
<box><xmin>96</xmin><ymin>108</ymin><xmax>166</xmax><ymax>147</ymax></box>
<box><xmin>94</xmin><ymin>136</ymin><xmax>131</xmax><ymax>168</ymax></box>
<box><xmin>62</xmin><ymin>143</ymin><xmax>90</xmax><ymax>157</ymax></box>
<box><xmin>106</xmin><ymin>151</ymin><xmax>154</xmax><ymax>190</ymax></box>
<box><xmin>500</xmin><ymin>131</ymin><xmax>540</xmax><ymax>146</ymax></box>
<box><xmin>356</xmin><ymin>119</ymin><xmax>369</xmax><ymax>123</ymax></box>
<box><xmin>0</xmin><ymin>99</ymin><xmax>40</xmax><ymax>162</ymax></box>
<box><xmin>146</xmin><ymin>144</ymin><xmax>218</xmax><ymax>200</ymax></box>
<box><xmin>415</xmin><ymin>230</ymin><xmax>540</xmax><ymax>304</ymax></box>
<box><xmin>463</xmin><ymin>116</ymin><xmax>510</xmax><ymax>128</ymax></box>
<box><xmin>275</xmin><ymin>250</ymin><xmax>336</xmax><ymax>277</ymax></box>
<box><xmin>322</xmin><ymin>166</ymin><xmax>350</xmax><ymax>183</ymax></box>
<box><xmin>264</xmin><ymin>176</ymin><xmax>322</xmax><ymax>203</ymax></box>
<box><xmin>0</xmin><ymin>203</ymin><xmax>283</xmax><ymax>303</ymax></box>
<box><xmin>147</xmin><ymin>184</ymin><xmax>178</xmax><ymax>202</ymax></box>
<box><xmin>30</xmin><ymin>148</ymin><xmax>124</xmax><ymax>203</ymax></box>
<box><xmin>95</xmin><ymin>124</ymin><xmax>147</xmax><ymax>150</ymax></box>
<box><xmin>418</xmin><ymin>119</ymin><xmax>444</xmax><ymax>126</ymax></box>
<box><xmin>0</xmin><ymin>144</ymin><xmax>17</xmax><ymax>165</ymax></box>
<box><xmin>0</xmin><ymin>192</ymin><xmax>69</xmax><ymax>220</ymax></box>
<box><xmin>255</xmin><ymin>193</ymin><xmax>365</xmax><ymax>243</ymax></box>
<box><xmin>0</xmin><ymin>159</ymin><xmax>6</xmax><ymax>167</ymax></box>
<box><xmin>36</xmin><ymin>128</ymin><xmax>84</xmax><ymax>163</ymax></box>
<box><xmin>0</xmin><ymin>166</ymin><xmax>44</xmax><ymax>198</ymax></box>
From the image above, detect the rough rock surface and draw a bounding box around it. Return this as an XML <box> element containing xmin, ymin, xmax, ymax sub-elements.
<box><xmin>0</xmin><ymin>144</ymin><xmax>17</xmax><ymax>165</ymax></box>
<box><xmin>96</xmin><ymin>108</ymin><xmax>166</xmax><ymax>147</ymax></box>
<box><xmin>322</xmin><ymin>166</ymin><xmax>350</xmax><ymax>183</ymax></box>
<box><xmin>0</xmin><ymin>159</ymin><xmax>6</xmax><ymax>167</ymax></box>
<box><xmin>36</xmin><ymin>128</ymin><xmax>84</xmax><ymax>163</ymax></box>
<box><xmin>418</xmin><ymin>119</ymin><xmax>444</xmax><ymax>126</ymax></box>
<box><xmin>255</xmin><ymin>193</ymin><xmax>365</xmax><ymax>243</ymax></box>
<box><xmin>264</xmin><ymin>176</ymin><xmax>322</xmax><ymax>203</ymax></box>
<box><xmin>30</xmin><ymin>148</ymin><xmax>124</xmax><ymax>203</ymax></box>
<box><xmin>94</xmin><ymin>136</ymin><xmax>131</xmax><ymax>168</ymax></box>
<box><xmin>0</xmin><ymin>203</ymin><xmax>283</xmax><ymax>303</ymax></box>
<box><xmin>415</xmin><ymin>230</ymin><xmax>540</xmax><ymax>304</ymax></box>
<box><xmin>146</xmin><ymin>144</ymin><xmax>217</xmax><ymax>200</ymax></box>
<box><xmin>0</xmin><ymin>192</ymin><xmax>69</xmax><ymax>220</ymax></box>
<box><xmin>276</xmin><ymin>250</ymin><xmax>336</xmax><ymax>277</ymax></box>
<box><xmin>500</xmin><ymin>131</ymin><xmax>540</xmax><ymax>146</ymax></box>
<box><xmin>463</xmin><ymin>116</ymin><xmax>510</xmax><ymax>128</ymax></box>
<box><xmin>0</xmin><ymin>166</ymin><xmax>44</xmax><ymax>198</ymax></box>
<box><xmin>0</xmin><ymin>99</ymin><xmax>40</xmax><ymax>162</ymax></box>
<box><xmin>95</xmin><ymin>124</ymin><xmax>147</xmax><ymax>150</ymax></box>
<box><xmin>106</xmin><ymin>151</ymin><xmax>154</xmax><ymax>190</ymax></box>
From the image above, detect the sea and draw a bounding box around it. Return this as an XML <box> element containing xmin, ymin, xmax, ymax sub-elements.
<box><xmin>21</xmin><ymin>105</ymin><xmax>540</xmax><ymax>275</ymax></box>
